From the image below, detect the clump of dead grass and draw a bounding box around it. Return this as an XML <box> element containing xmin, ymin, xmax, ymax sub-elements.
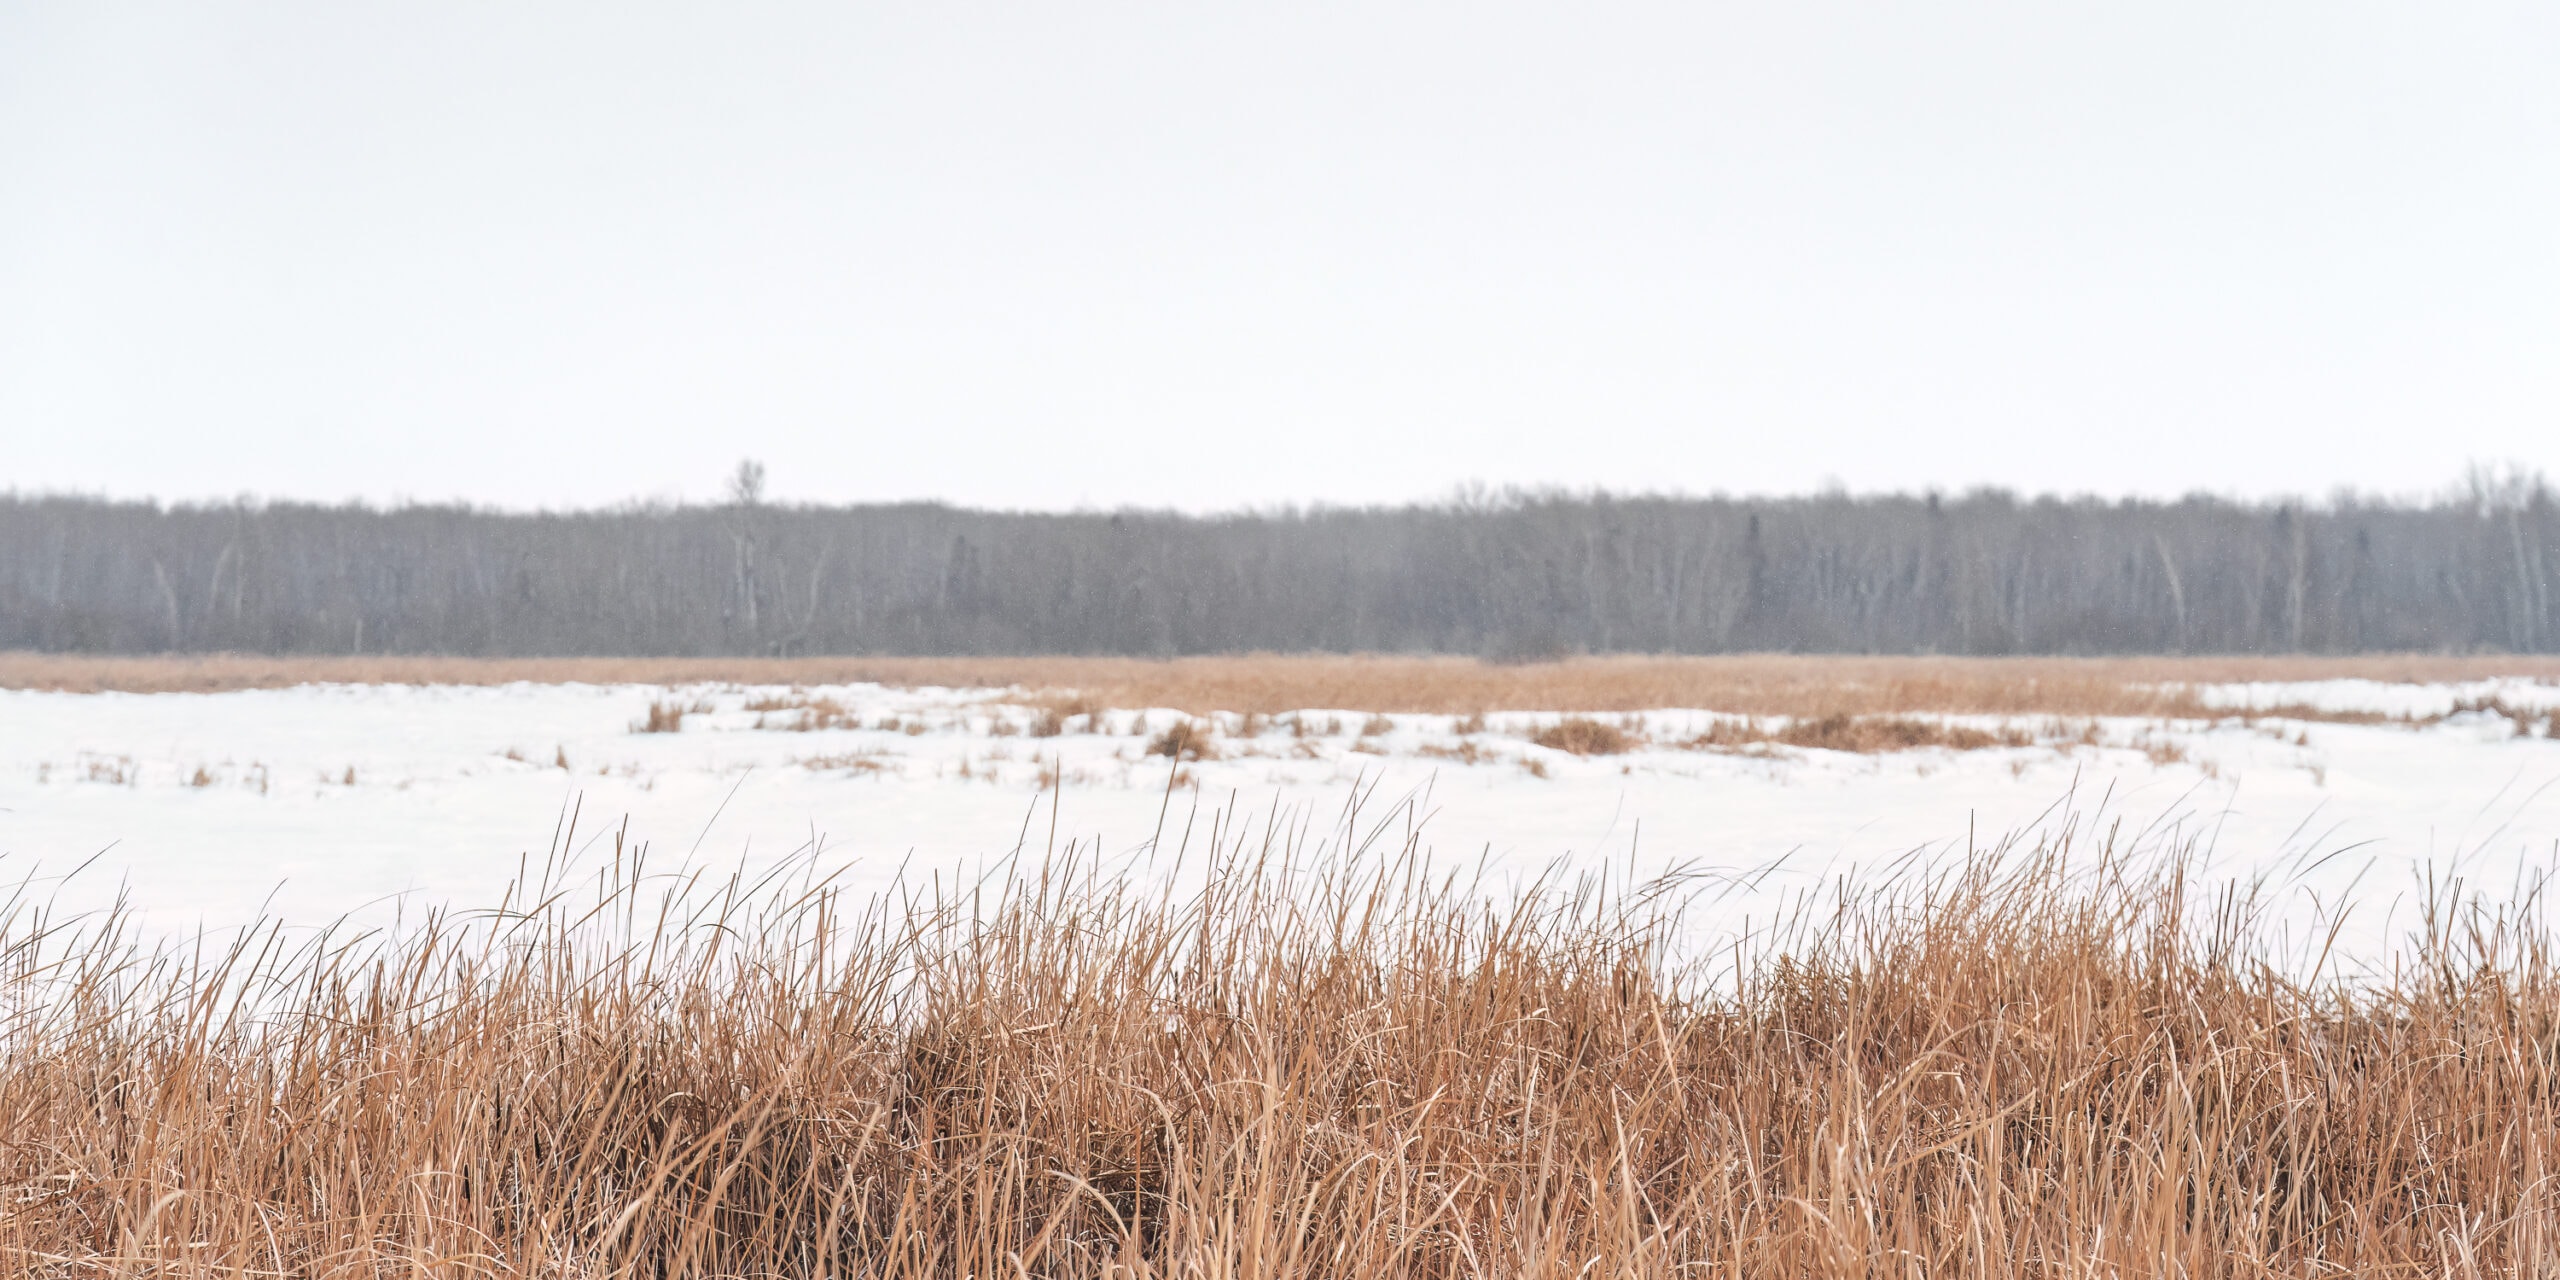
<box><xmin>1771</xmin><ymin>713</ymin><xmax>2033</xmax><ymax>753</ymax></box>
<box><xmin>1146</xmin><ymin>720</ymin><xmax>1219</xmax><ymax>761</ymax></box>
<box><xmin>1415</xmin><ymin>739</ymin><xmax>1494</xmax><ymax>765</ymax></box>
<box><xmin>1785</xmin><ymin>713</ymin><xmax>1970</xmax><ymax>752</ymax></box>
<box><xmin>743</xmin><ymin>690</ymin><xmax>861</xmax><ymax>731</ymax></box>
<box><xmin>1522</xmin><ymin>712</ymin><xmax>2046</xmax><ymax>758</ymax></box>
<box><xmin>632</xmin><ymin>699</ymin><xmax>690</xmax><ymax>733</ymax></box>
<box><xmin>1028</xmin><ymin>696</ymin><xmax>1107</xmax><ymax>738</ymax></box>
<box><xmin>797</xmin><ymin>750</ymin><xmax>891</xmax><ymax>774</ymax></box>
<box><xmin>1676</xmin><ymin>714</ymin><xmax>2042</xmax><ymax>755</ymax></box>
<box><xmin>2452</xmin><ymin>694</ymin><xmax>2551</xmax><ymax>738</ymax></box>
<box><xmin>1</xmin><ymin>811</ymin><xmax>2553</xmax><ymax>1277</ymax></box>
<box><xmin>1529</xmin><ymin>716</ymin><xmax>1638</xmax><ymax>755</ymax></box>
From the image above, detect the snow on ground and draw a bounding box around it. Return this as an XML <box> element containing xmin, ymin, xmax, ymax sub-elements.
<box><xmin>2185</xmin><ymin>677</ymin><xmax>2560</xmax><ymax>718</ymax></box>
<box><xmin>4</xmin><ymin>680</ymin><xmax>2559</xmax><ymax>972</ymax></box>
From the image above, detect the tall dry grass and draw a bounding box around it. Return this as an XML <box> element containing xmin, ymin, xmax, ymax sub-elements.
<box><xmin>2</xmin><ymin>805</ymin><xmax>2556</xmax><ymax>1276</ymax></box>
<box><xmin>10</xmin><ymin>651</ymin><xmax>2560</xmax><ymax>717</ymax></box>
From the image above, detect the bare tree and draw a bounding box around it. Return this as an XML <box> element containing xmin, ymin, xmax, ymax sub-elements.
<box><xmin>725</xmin><ymin>459</ymin><xmax>768</xmax><ymax>507</ymax></box>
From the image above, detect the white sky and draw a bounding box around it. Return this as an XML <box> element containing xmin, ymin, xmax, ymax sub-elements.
<box><xmin>4</xmin><ymin>3</ymin><xmax>2556</xmax><ymax>512</ymax></box>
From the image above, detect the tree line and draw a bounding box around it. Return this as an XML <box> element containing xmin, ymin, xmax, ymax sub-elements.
<box><xmin>3</xmin><ymin>478</ymin><xmax>2555</xmax><ymax>656</ymax></box>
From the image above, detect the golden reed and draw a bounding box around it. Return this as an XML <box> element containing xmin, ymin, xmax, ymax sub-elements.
<box><xmin>1</xmin><ymin>791</ymin><xmax>2553</xmax><ymax>1276</ymax></box>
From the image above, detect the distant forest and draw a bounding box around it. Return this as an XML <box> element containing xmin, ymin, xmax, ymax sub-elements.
<box><xmin>4</xmin><ymin>477</ymin><xmax>2556</xmax><ymax>656</ymax></box>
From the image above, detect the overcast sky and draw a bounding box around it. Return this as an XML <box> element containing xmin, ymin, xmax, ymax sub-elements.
<box><xmin>4</xmin><ymin>4</ymin><xmax>2555</xmax><ymax>512</ymax></box>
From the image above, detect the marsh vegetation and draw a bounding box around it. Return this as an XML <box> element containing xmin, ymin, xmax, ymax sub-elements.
<box><xmin>2</xmin><ymin>808</ymin><xmax>2555</xmax><ymax>1276</ymax></box>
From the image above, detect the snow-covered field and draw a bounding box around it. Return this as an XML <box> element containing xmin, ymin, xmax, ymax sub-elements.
<box><xmin>6</xmin><ymin>679</ymin><xmax>2559</xmax><ymax>970</ymax></box>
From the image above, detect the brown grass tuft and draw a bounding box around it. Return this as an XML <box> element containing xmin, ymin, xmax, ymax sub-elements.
<box><xmin>798</xmin><ymin>751</ymin><xmax>890</xmax><ymax>774</ymax></box>
<box><xmin>1530</xmin><ymin>716</ymin><xmax>1637</xmax><ymax>755</ymax></box>
<box><xmin>2452</xmin><ymin>695</ymin><xmax>2549</xmax><ymax>738</ymax></box>
<box><xmin>1772</xmin><ymin>713</ymin><xmax>2032</xmax><ymax>754</ymax></box>
<box><xmin>1147</xmin><ymin>720</ymin><xmax>1220</xmax><ymax>761</ymax></box>
<box><xmin>740</xmin><ymin>691</ymin><xmax>861</xmax><ymax>730</ymax></box>
<box><xmin>634</xmin><ymin>699</ymin><xmax>688</xmax><ymax>733</ymax></box>
<box><xmin>1415</xmin><ymin>739</ymin><xmax>1492</xmax><ymax>766</ymax></box>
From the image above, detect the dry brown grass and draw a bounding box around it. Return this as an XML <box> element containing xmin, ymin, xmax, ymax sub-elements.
<box><xmin>796</xmin><ymin>750</ymin><xmax>890</xmax><ymax>774</ymax></box>
<box><xmin>1522</xmin><ymin>712</ymin><xmax>2051</xmax><ymax>760</ymax></box>
<box><xmin>1677</xmin><ymin>715</ymin><xmax>2041</xmax><ymax>754</ymax></box>
<box><xmin>11</xmin><ymin>651</ymin><xmax>2560</xmax><ymax>717</ymax></box>
<box><xmin>633</xmin><ymin>697</ymin><xmax>716</xmax><ymax>734</ymax></box>
<box><xmin>1529</xmin><ymin>716</ymin><xmax>1638</xmax><ymax>755</ymax></box>
<box><xmin>1146</xmin><ymin>720</ymin><xmax>1220</xmax><ymax>762</ymax></box>
<box><xmin>743</xmin><ymin>693</ymin><xmax>860</xmax><ymax>732</ymax></box>
<box><xmin>634</xmin><ymin>699</ymin><xmax>688</xmax><ymax>734</ymax></box>
<box><xmin>2</xmin><ymin>809</ymin><xmax>2557</xmax><ymax>1277</ymax></box>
